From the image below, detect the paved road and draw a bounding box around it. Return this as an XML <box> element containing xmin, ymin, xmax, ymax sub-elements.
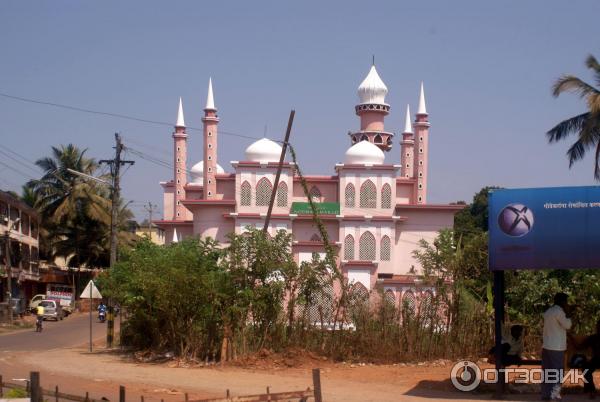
<box><xmin>0</xmin><ymin>312</ymin><xmax>118</xmax><ymax>351</ymax></box>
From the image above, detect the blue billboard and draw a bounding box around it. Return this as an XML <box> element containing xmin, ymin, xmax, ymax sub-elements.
<box><xmin>489</xmin><ymin>186</ymin><xmax>600</xmax><ymax>270</ymax></box>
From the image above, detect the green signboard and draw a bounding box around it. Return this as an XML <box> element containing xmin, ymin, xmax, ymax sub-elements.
<box><xmin>290</xmin><ymin>202</ymin><xmax>340</xmax><ymax>215</ymax></box>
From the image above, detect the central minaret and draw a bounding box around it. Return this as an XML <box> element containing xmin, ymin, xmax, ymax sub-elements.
<box><xmin>349</xmin><ymin>64</ymin><xmax>394</xmax><ymax>152</ymax></box>
<box><xmin>173</xmin><ymin>98</ymin><xmax>187</xmax><ymax>219</ymax></box>
<box><xmin>413</xmin><ymin>82</ymin><xmax>430</xmax><ymax>204</ymax></box>
<box><xmin>202</xmin><ymin>78</ymin><xmax>219</xmax><ymax>199</ymax></box>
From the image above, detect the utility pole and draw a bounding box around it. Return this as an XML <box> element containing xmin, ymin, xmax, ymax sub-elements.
<box><xmin>4</xmin><ymin>230</ymin><xmax>12</xmax><ymax>325</ymax></box>
<box><xmin>143</xmin><ymin>202</ymin><xmax>157</xmax><ymax>238</ymax></box>
<box><xmin>263</xmin><ymin>110</ymin><xmax>295</xmax><ymax>233</ymax></box>
<box><xmin>99</xmin><ymin>133</ymin><xmax>134</xmax><ymax>347</ymax></box>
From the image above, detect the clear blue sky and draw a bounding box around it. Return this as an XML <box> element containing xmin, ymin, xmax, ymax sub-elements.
<box><xmin>1</xmin><ymin>1</ymin><xmax>599</xmax><ymax>220</ymax></box>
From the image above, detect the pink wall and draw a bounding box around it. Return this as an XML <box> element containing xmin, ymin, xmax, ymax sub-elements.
<box><xmin>393</xmin><ymin>209</ymin><xmax>455</xmax><ymax>275</ymax></box>
<box><xmin>192</xmin><ymin>205</ymin><xmax>235</xmax><ymax>243</ymax></box>
<box><xmin>395</xmin><ymin>182</ymin><xmax>414</xmax><ymax>205</ymax></box>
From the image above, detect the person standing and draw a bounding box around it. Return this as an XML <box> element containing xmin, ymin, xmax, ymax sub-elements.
<box><xmin>541</xmin><ymin>292</ymin><xmax>572</xmax><ymax>400</ymax></box>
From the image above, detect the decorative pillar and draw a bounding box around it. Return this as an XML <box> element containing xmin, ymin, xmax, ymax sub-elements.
<box><xmin>173</xmin><ymin>97</ymin><xmax>187</xmax><ymax>219</ymax></box>
<box><xmin>400</xmin><ymin>104</ymin><xmax>414</xmax><ymax>178</ymax></box>
<box><xmin>202</xmin><ymin>78</ymin><xmax>219</xmax><ymax>199</ymax></box>
<box><xmin>413</xmin><ymin>82</ymin><xmax>430</xmax><ymax>204</ymax></box>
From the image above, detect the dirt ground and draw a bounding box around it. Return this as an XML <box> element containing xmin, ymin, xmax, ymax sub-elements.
<box><xmin>2</xmin><ymin>345</ymin><xmax>600</xmax><ymax>402</ymax></box>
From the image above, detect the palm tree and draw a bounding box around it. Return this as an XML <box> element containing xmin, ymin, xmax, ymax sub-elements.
<box><xmin>28</xmin><ymin>144</ymin><xmax>113</xmax><ymax>266</ymax></box>
<box><xmin>547</xmin><ymin>54</ymin><xmax>600</xmax><ymax>179</ymax></box>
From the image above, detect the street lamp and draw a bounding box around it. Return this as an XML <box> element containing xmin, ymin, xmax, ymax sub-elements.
<box><xmin>4</xmin><ymin>216</ymin><xmax>21</xmax><ymax>325</ymax></box>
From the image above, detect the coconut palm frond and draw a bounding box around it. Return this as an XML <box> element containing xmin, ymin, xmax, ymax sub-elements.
<box><xmin>552</xmin><ymin>75</ymin><xmax>599</xmax><ymax>99</ymax></box>
<box><xmin>547</xmin><ymin>112</ymin><xmax>590</xmax><ymax>142</ymax></box>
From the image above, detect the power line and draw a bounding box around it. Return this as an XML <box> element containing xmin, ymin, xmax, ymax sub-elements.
<box><xmin>0</xmin><ymin>160</ymin><xmax>36</xmax><ymax>180</ymax></box>
<box><xmin>0</xmin><ymin>148</ymin><xmax>40</xmax><ymax>176</ymax></box>
<box><xmin>0</xmin><ymin>91</ymin><xmax>264</xmax><ymax>141</ymax></box>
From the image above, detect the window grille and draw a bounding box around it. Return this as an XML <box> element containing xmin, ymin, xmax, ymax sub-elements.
<box><xmin>276</xmin><ymin>182</ymin><xmax>288</xmax><ymax>207</ymax></box>
<box><xmin>380</xmin><ymin>235</ymin><xmax>391</xmax><ymax>261</ymax></box>
<box><xmin>240</xmin><ymin>181</ymin><xmax>251</xmax><ymax>206</ymax></box>
<box><xmin>359</xmin><ymin>180</ymin><xmax>377</xmax><ymax>208</ymax></box>
<box><xmin>359</xmin><ymin>231</ymin><xmax>376</xmax><ymax>260</ymax></box>
<box><xmin>309</xmin><ymin>186</ymin><xmax>322</xmax><ymax>202</ymax></box>
<box><xmin>381</xmin><ymin>183</ymin><xmax>391</xmax><ymax>208</ymax></box>
<box><xmin>344</xmin><ymin>235</ymin><xmax>355</xmax><ymax>260</ymax></box>
<box><xmin>345</xmin><ymin>183</ymin><xmax>355</xmax><ymax>208</ymax></box>
<box><xmin>256</xmin><ymin>178</ymin><xmax>273</xmax><ymax>206</ymax></box>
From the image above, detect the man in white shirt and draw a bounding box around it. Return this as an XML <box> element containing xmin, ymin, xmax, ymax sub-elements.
<box><xmin>541</xmin><ymin>292</ymin><xmax>572</xmax><ymax>400</ymax></box>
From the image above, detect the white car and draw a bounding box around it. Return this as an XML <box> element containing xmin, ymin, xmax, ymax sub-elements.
<box><xmin>39</xmin><ymin>300</ymin><xmax>64</xmax><ymax>321</ymax></box>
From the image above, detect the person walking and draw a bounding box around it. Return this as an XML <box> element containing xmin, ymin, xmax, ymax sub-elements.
<box><xmin>541</xmin><ymin>292</ymin><xmax>572</xmax><ymax>400</ymax></box>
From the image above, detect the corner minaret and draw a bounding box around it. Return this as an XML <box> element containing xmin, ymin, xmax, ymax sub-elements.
<box><xmin>349</xmin><ymin>64</ymin><xmax>394</xmax><ymax>152</ymax></box>
<box><xmin>400</xmin><ymin>104</ymin><xmax>414</xmax><ymax>178</ymax></box>
<box><xmin>202</xmin><ymin>78</ymin><xmax>219</xmax><ymax>199</ymax></box>
<box><xmin>413</xmin><ymin>82</ymin><xmax>430</xmax><ymax>204</ymax></box>
<box><xmin>173</xmin><ymin>97</ymin><xmax>188</xmax><ymax>219</ymax></box>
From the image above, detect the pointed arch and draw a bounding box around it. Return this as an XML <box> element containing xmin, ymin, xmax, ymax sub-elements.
<box><xmin>374</xmin><ymin>134</ymin><xmax>383</xmax><ymax>144</ymax></box>
<box><xmin>344</xmin><ymin>183</ymin><xmax>355</xmax><ymax>208</ymax></box>
<box><xmin>310</xmin><ymin>233</ymin><xmax>322</xmax><ymax>242</ymax></box>
<box><xmin>240</xmin><ymin>181</ymin><xmax>252</xmax><ymax>206</ymax></box>
<box><xmin>402</xmin><ymin>291</ymin><xmax>416</xmax><ymax>320</ymax></box>
<box><xmin>381</xmin><ymin>183</ymin><xmax>392</xmax><ymax>208</ymax></box>
<box><xmin>359</xmin><ymin>180</ymin><xmax>377</xmax><ymax>208</ymax></box>
<box><xmin>380</xmin><ymin>235</ymin><xmax>391</xmax><ymax>261</ymax></box>
<box><xmin>276</xmin><ymin>182</ymin><xmax>288</xmax><ymax>207</ymax></box>
<box><xmin>309</xmin><ymin>186</ymin><xmax>322</xmax><ymax>203</ymax></box>
<box><xmin>256</xmin><ymin>178</ymin><xmax>273</xmax><ymax>206</ymax></box>
<box><xmin>360</xmin><ymin>135</ymin><xmax>368</xmax><ymax>142</ymax></box>
<box><xmin>359</xmin><ymin>231</ymin><xmax>376</xmax><ymax>260</ymax></box>
<box><xmin>344</xmin><ymin>234</ymin><xmax>355</xmax><ymax>260</ymax></box>
<box><xmin>384</xmin><ymin>289</ymin><xmax>396</xmax><ymax>307</ymax></box>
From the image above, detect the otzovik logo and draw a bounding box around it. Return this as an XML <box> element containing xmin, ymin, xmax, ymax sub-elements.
<box><xmin>498</xmin><ymin>204</ymin><xmax>534</xmax><ymax>237</ymax></box>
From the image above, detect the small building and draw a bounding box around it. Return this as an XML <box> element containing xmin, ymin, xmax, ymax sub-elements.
<box><xmin>0</xmin><ymin>190</ymin><xmax>41</xmax><ymax>310</ymax></box>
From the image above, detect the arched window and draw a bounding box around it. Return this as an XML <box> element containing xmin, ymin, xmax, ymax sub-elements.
<box><xmin>381</xmin><ymin>183</ymin><xmax>391</xmax><ymax>209</ymax></box>
<box><xmin>359</xmin><ymin>180</ymin><xmax>377</xmax><ymax>208</ymax></box>
<box><xmin>276</xmin><ymin>182</ymin><xmax>288</xmax><ymax>207</ymax></box>
<box><xmin>384</xmin><ymin>289</ymin><xmax>395</xmax><ymax>307</ymax></box>
<box><xmin>360</xmin><ymin>135</ymin><xmax>368</xmax><ymax>142</ymax></box>
<box><xmin>309</xmin><ymin>186</ymin><xmax>322</xmax><ymax>203</ymax></box>
<box><xmin>419</xmin><ymin>291</ymin><xmax>434</xmax><ymax>327</ymax></box>
<box><xmin>351</xmin><ymin>282</ymin><xmax>370</xmax><ymax>309</ymax></box>
<box><xmin>374</xmin><ymin>134</ymin><xmax>383</xmax><ymax>144</ymax></box>
<box><xmin>256</xmin><ymin>178</ymin><xmax>273</xmax><ymax>206</ymax></box>
<box><xmin>380</xmin><ymin>235</ymin><xmax>391</xmax><ymax>261</ymax></box>
<box><xmin>344</xmin><ymin>183</ymin><xmax>355</xmax><ymax>208</ymax></box>
<box><xmin>344</xmin><ymin>234</ymin><xmax>355</xmax><ymax>260</ymax></box>
<box><xmin>240</xmin><ymin>181</ymin><xmax>252</xmax><ymax>206</ymax></box>
<box><xmin>402</xmin><ymin>291</ymin><xmax>416</xmax><ymax>320</ymax></box>
<box><xmin>359</xmin><ymin>231</ymin><xmax>376</xmax><ymax>260</ymax></box>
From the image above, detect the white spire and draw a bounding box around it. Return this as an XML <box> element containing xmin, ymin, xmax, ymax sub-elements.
<box><xmin>417</xmin><ymin>81</ymin><xmax>427</xmax><ymax>115</ymax></box>
<box><xmin>172</xmin><ymin>228</ymin><xmax>179</xmax><ymax>243</ymax></box>
<box><xmin>176</xmin><ymin>97</ymin><xmax>185</xmax><ymax>127</ymax></box>
<box><xmin>205</xmin><ymin>77</ymin><xmax>216</xmax><ymax>110</ymax></box>
<box><xmin>403</xmin><ymin>104</ymin><xmax>413</xmax><ymax>133</ymax></box>
<box><xmin>357</xmin><ymin>65</ymin><xmax>388</xmax><ymax>105</ymax></box>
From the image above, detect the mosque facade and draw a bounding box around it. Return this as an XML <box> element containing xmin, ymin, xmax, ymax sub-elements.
<box><xmin>155</xmin><ymin>65</ymin><xmax>462</xmax><ymax>304</ymax></box>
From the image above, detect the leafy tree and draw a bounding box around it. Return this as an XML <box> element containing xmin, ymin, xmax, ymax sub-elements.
<box><xmin>26</xmin><ymin>144</ymin><xmax>135</xmax><ymax>266</ymax></box>
<box><xmin>547</xmin><ymin>54</ymin><xmax>600</xmax><ymax>179</ymax></box>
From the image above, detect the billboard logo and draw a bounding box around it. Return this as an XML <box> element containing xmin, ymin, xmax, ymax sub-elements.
<box><xmin>498</xmin><ymin>204</ymin><xmax>534</xmax><ymax>237</ymax></box>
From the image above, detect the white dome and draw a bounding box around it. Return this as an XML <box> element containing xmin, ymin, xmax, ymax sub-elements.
<box><xmin>357</xmin><ymin>65</ymin><xmax>388</xmax><ymax>105</ymax></box>
<box><xmin>344</xmin><ymin>140</ymin><xmax>385</xmax><ymax>165</ymax></box>
<box><xmin>245</xmin><ymin>138</ymin><xmax>282</xmax><ymax>163</ymax></box>
<box><xmin>190</xmin><ymin>161</ymin><xmax>225</xmax><ymax>184</ymax></box>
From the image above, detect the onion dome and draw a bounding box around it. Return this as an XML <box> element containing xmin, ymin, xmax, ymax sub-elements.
<box><xmin>244</xmin><ymin>138</ymin><xmax>283</xmax><ymax>163</ymax></box>
<box><xmin>344</xmin><ymin>140</ymin><xmax>385</xmax><ymax>165</ymax></box>
<box><xmin>357</xmin><ymin>65</ymin><xmax>388</xmax><ymax>105</ymax></box>
<box><xmin>190</xmin><ymin>161</ymin><xmax>225</xmax><ymax>184</ymax></box>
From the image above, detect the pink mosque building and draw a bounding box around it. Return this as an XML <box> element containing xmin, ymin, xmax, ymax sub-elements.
<box><xmin>155</xmin><ymin>64</ymin><xmax>462</xmax><ymax>305</ymax></box>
